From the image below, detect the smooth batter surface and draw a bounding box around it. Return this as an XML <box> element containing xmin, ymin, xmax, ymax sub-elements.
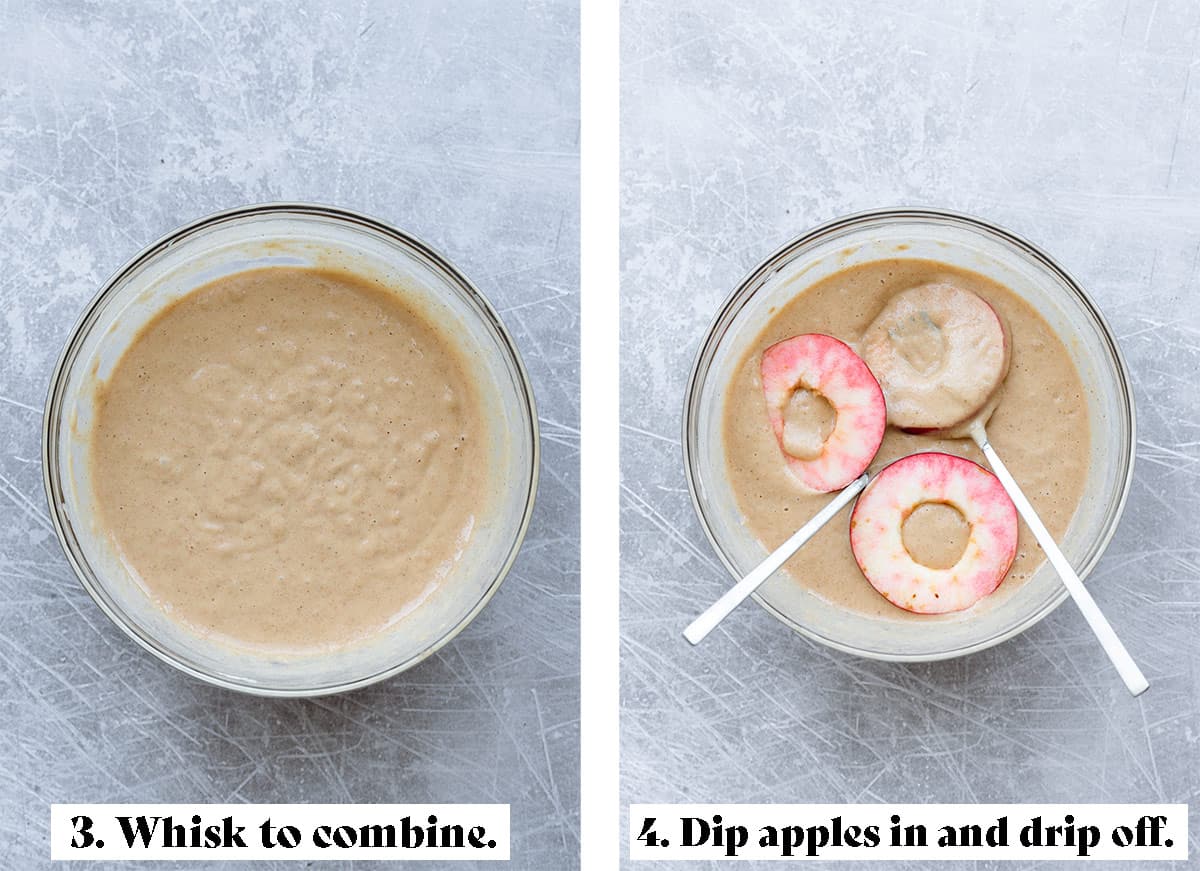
<box><xmin>91</xmin><ymin>267</ymin><xmax>487</xmax><ymax>651</ymax></box>
<box><xmin>723</xmin><ymin>258</ymin><xmax>1090</xmax><ymax>620</ymax></box>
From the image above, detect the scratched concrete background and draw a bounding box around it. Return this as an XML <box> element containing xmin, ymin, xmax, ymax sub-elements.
<box><xmin>0</xmin><ymin>1</ymin><xmax>579</xmax><ymax>868</ymax></box>
<box><xmin>622</xmin><ymin>1</ymin><xmax>1199</xmax><ymax>868</ymax></box>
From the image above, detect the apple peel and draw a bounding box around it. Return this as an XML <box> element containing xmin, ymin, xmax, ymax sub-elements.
<box><xmin>849</xmin><ymin>452</ymin><xmax>1018</xmax><ymax>614</ymax></box>
<box><xmin>760</xmin><ymin>334</ymin><xmax>886</xmax><ymax>493</ymax></box>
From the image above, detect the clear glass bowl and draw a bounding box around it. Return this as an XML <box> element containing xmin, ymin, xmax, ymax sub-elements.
<box><xmin>43</xmin><ymin>203</ymin><xmax>539</xmax><ymax>695</ymax></box>
<box><xmin>683</xmin><ymin>208</ymin><xmax>1135</xmax><ymax>661</ymax></box>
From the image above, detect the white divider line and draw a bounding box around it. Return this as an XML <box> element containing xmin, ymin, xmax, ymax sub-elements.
<box><xmin>580</xmin><ymin>2</ymin><xmax>620</xmax><ymax>870</ymax></box>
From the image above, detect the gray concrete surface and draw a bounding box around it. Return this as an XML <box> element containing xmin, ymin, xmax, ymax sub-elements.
<box><xmin>621</xmin><ymin>1</ymin><xmax>1199</xmax><ymax>868</ymax></box>
<box><xmin>0</xmin><ymin>2</ymin><xmax>579</xmax><ymax>868</ymax></box>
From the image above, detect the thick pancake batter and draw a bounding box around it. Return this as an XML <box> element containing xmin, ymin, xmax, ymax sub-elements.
<box><xmin>91</xmin><ymin>267</ymin><xmax>487</xmax><ymax>651</ymax></box>
<box><xmin>723</xmin><ymin>258</ymin><xmax>1090</xmax><ymax>620</ymax></box>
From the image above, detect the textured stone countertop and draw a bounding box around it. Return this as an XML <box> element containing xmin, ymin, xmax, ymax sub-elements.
<box><xmin>0</xmin><ymin>2</ymin><xmax>579</xmax><ymax>868</ymax></box>
<box><xmin>621</xmin><ymin>2</ymin><xmax>1199</xmax><ymax>869</ymax></box>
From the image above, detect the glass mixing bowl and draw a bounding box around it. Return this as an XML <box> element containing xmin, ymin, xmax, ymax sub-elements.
<box><xmin>44</xmin><ymin>203</ymin><xmax>539</xmax><ymax>695</ymax></box>
<box><xmin>683</xmin><ymin>208</ymin><xmax>1135</xmax><ymax>661</ymax></box>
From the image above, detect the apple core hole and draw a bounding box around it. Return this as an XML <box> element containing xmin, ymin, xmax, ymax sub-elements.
<box><xmin>888</xmin><ymin>309</ymin><xmax>946</xmax><ymax>377</ymax></box>
<box><xmin>781</xmin><ymin>387</ymin><xmax>836</xmax><ymax>460</ymax></box>
<box><xmin>902</xmin><ymin>501</ymin><xmax>969</xmax><ymax>570</ymax></box>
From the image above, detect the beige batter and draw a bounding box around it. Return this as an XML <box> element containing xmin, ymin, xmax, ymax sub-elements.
<box><xmin>91</xmin><ymin>266</ymin><xmax>487</xmax><ymax>651</ymax></box>
<box><xmin>723</xmin><ymin>258</ymin><xmax>1090</xmax><ymax>620</ymax></box>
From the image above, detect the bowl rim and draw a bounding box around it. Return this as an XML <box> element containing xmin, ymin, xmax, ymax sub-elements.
<box><xmin>42</xmin><ymin>201</ymin><xmax>540</xmax><ymax>696</ymax></box>
<box><xmin>681</xmin><ymin>205</ymin><xmax>1137</xmax><ymax>662</ymax></box>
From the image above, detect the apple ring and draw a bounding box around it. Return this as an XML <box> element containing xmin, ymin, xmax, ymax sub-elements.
<box><xmin>860</xmin><ymin>282</ymin><xmax>1009</xmax><ymax>433</ymax></box>
<box><xmin>760</xmin><ymin>334</ymin><xmax>886</xmax><ymax>493</ymax></box>
<box><xmin>849</xmin><ymin>452</ymin><xmax>1018</xmax><ymax>614</ymax></box>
